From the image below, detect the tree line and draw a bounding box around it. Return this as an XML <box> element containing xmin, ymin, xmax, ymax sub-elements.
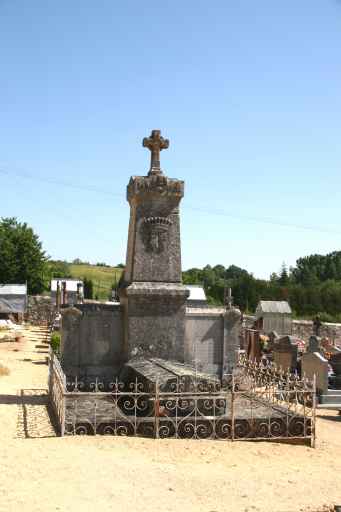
<box><xmin>0</xmin><ymin>218</ymin><xmax>110</xmax><ymax>299</ymax></box>
<box><xmin>2</xmin><ymin>217</ymin><xmax>341</xmax><ymax>321</ymax></box>
<box><xmin>182</xmin><ymin>258</ymin><xmax>341</xmax><ymax>322</ymax></box>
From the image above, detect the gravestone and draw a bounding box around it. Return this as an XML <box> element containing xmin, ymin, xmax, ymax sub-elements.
<box><xmin>119</xmin><ymin>130</ymin><xmax>189</xmax><ymax>362</ymax></box>
<box><xmin>273</xmin><ymin>335</ymin><xmax>298</xmax><ymax>372</ymax></box>
<box><xmin>307</xmin><ymin>335</ymin><xmax>321</xmax><ymax>353</ymax></box>
<box><xmin>329</xmin><ymin>352</ymin><xmax>341</xmax><ymax>387</ymax></box>
<box><xmin>268</xmin><ymin>330</ymin><xmax>279</xmax><ymax>351</ymax></box>
<box><xmin>301</xmin><ymin>351</ymin><xmax>328</xmax><ymax>394</ymax></box>
<box><xmin>60</xmin><ymin>303</ymin><xmax>123</xmax><ymax>380</ymax></box>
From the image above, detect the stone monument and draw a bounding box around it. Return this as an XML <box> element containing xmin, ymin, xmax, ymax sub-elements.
<box><xmin>119</xmin><ymin>130</ymin><xmax>189</xmax><ymax>362</ymax></box>
<box><xmin>59</xmin><ymin>129</ymin><xmax>242</xmax><ymax>382</ymax></box>
<box><xmin>273</xmin><ymin>335</ymin><xmax>298</xmax><ymax>372</ymax></box>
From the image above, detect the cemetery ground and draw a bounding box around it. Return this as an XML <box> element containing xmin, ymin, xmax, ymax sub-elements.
<box><xmin>0</xmin><ymin>329</ymin><xmax>340</xmax><ymax>512</ymax></box>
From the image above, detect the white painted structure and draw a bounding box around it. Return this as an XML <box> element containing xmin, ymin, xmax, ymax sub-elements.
<box><xmin>0</xmin><ymin>284</ymin><xmax>27</xmax><ymax>314</ymax></box>
<box><xmin>186</xmin><ymin>285</ymin><xmax>208</xmax><ymax>307</ymax></box>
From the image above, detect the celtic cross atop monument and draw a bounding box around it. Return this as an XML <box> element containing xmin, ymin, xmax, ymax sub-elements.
<box><xmin>143</xmin><ymin>129</ymin><xmax>169</xmax><ymax>175</ymax></box>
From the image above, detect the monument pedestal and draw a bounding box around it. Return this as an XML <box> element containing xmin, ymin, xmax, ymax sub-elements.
<box><xmin>120</xmin><ymin>282</ymin><xmax>188</xmax><ymax>361</ymax></box>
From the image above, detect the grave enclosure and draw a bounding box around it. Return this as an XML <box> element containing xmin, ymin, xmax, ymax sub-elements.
<box><xmin>50</xmin><ymin>130</ymin><xmax>315</xmax><ymax>443</ymax></box>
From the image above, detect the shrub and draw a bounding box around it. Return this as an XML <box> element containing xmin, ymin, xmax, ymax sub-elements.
<box><xmin>50</xmin><ymin>332</ymin><xmax>61</xmax><ymax>354</ymax></box>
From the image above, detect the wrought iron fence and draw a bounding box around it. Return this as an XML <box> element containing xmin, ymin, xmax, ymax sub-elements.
<box><xmin>48</xmin><ymin>352</ymin><xmax>316</xmax><ymax>445</ymax></box>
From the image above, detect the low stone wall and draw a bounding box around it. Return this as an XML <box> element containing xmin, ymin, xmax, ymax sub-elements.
<box><xmin>27</xmin><ymin>295</ymin><xmax>55</xmax><ymax>326</ymax></box>
<box><xmin>243</xmin><ymin>314</ymin><xmax>341</xmax><ymax>343</ymax></box>
<box><xmin>292</xmin><ymin>319</ymin><xmax>341</xmax><ymax>343</ymax></box>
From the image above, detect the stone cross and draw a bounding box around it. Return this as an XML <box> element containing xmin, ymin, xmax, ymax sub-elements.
<box><xmin>224</xmin><ymin>286</ymin><xmax>233</xmax><ymax>309</ymax></box>
<box><xmin>143</xmin><ymin>129</ymin><xmax>169</xmax><ymax>175</ymax></box>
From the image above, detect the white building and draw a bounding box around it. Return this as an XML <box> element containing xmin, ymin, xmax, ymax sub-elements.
<box><xmin>186</xmin><ymin>285</ymin><xmax>208</xmax><ymax>308</ymax></box>
<box><xmin>51</xmin><ymin>278</ymin><xmax>83</xmax><ymax>306</ymax></box>
<box><xmin>0</xmin><ymin>284</ymin><xmax>27</xmax><ymax>319</ymax></box>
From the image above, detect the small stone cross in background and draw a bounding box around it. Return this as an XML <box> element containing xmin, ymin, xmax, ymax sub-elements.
<box><xmin>224</xmin><ymin>287</ymin><xmax>234</xmax><ymax>309</ymax></box>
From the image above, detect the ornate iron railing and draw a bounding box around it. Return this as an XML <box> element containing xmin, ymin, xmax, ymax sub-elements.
<box><xmin>48</xmin><ymin>352</ymin><xmax>316</xmax><ymax>446</ymax></box>
<box><xmin>48</xmin><ymin>351</ymin><xmax>66</xmax><ymax>435</ymax></box>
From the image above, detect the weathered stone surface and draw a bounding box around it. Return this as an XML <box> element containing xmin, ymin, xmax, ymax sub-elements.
<box><xmin>27</xmin><ymin>295</ymin><xmax>56</xmax><ymax>325</ymax></box>
<box><xmin>301</xmin><ymin>351</ymin><xmax>329</xmax><ymax>394</ymax></box>
<box><xmin>59</xmin><ymin>130</ymin><xmax>242</xmax><ymax>381</ymax></box>
<box><xmin>121</xmin><ymin>283</ymin><xmax>188</xmax><ymax>361</ymax></box>
<box><xmin>223</xmin><ymin>307</ymin><xmax>241</xmax><ymax>375</ymax></box>
<box><xmin>292</xmin><ymin>319</ymin><xmax>341</xmax><ymax>343</ymax></box>
<box><xmin>124</xmin><ymin>173</ymin><xmax>184</xmax><ymax>284</ymax></box>
<box><xmin>142</xmin><ymin>129</ymin><xmax>169</xmax><ymax>175</ymax></box>
<box><xmin>273</xmin><ymin>335</ymin><xmax>298</xmax><ymax>372</ymax></box>
<box><xmin>307</xmin><ymin>335</ymin><xmax>321</xmax><ymax>353</ymax></box>
<box><xmin>185</xmin><ymin>307</ymin><xmax>224</xmax><ymax>375</ymax></box>
<box><xmin>184</xmin><ymin>306</ymin><xmax>241</xmax><ymax>377</ymax></box>
<box><xmin>119</xmin><ymin>357</ymin><xmax>220</xmax><ymax>392</ymax></box>
<box><xmin>120</xmin><ymin>130</ymin><xmax>189</xmax><ymax>363</ymax></box>
<box><xmin>243</xmin><ymin>315</ymin><xmax>341</xmax><ymax>346</ymax></box>
<box><xmin>60</xmin><ymin>303</ymin><xmax>123</xmax><ymax>380</ymax></box>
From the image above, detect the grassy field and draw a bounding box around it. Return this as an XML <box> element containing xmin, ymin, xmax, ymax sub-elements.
<box><xmin>69</xmin><ymin>264</ymin><xmax>123</xmax><ymax>301</ymax></box>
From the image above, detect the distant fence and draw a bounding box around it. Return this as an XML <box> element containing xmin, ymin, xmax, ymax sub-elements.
<box><xmin>48</xmin><ymin>352</ymin><xmax>316</xmax><ymax>445</ymax></box>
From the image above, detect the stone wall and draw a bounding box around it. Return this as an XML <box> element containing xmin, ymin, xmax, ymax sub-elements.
<box><xmin>243</xmin><ymin>314</ymin><xmax>341</xmax><ymax>344</ymax></box>
<box><xmin>27</xmin><ymin>295</ymin><xmax>55</xmax><ymax>325</ymax></box>
<box><xmin>59</xmin><ymin>302</ymin><xmax>241</xmax><ymax>380</ymax></box>
<box><xmin>292</xmin><ymin>319</ymin><xmax>341</xmax><ymax>343</ymax></box>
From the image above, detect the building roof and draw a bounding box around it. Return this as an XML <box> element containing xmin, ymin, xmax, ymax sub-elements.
<box><xmin>51</xmin><ymin>279</ymin><xmax>83</xmax><ymax>292</ymax></box>
<box><xmin>256</xmin><ymin>300</ymin><xmax>292</xmax><ymax>315</ymax></box>
<box><xmin>185</xmin><ymin>285</ymin><xmax>207</xmax><ymax>302</ymax></box>
<box><xmin>0</xmin><ymin>284</ymin><xmax>27</xmax><ymax>296</ymax></box>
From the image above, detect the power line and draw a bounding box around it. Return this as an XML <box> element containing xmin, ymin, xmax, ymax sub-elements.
<box><xmin>1</xmin><ymin>165</ymin><xmax>341</xmax><ymax>236</ymax></box>
<box><xmin>185</xmin><ymin>205</ymin><xmax>341</xmax><ymax>236</ymax></box>
<box><xmin>0</xmin><ymin>167</ymin><xmax>122</xmax><ymax>198</ymax></box>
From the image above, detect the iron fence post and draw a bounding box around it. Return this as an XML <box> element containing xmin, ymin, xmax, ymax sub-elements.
<box><xmin>155</xmin><ymin>378</ymin><xmax>159</xmax><ymax>439</ymax></box>
<box><xmin>311</xmin><ymin>374</ymin><xmax>317</xmax><ymax>448</ymax></box>
<box><xmin>48</xmin><ymin>348</ymin><xmax>53</xmax><ymax>398</ymax></box>
<box><xmin>231</xmin><ymin>374</ymin><xmax>235</xmax><ymax>441</ymax></box>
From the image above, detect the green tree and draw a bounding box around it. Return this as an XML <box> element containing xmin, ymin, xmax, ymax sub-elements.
<box><xmin>0</xmin><ymin>217</ymin><xmax>47</xmax><ymax>294</ymax></box>
<box><xmin>278</xmin><ymin>262</ymin><xmax>289</xmax><ymax>286</ymax></box>
<box><xmin>83</xmin><ymin>277</ymin><xmax>94</xmax><ymax>299</ymax></box>
<box><xmin>47</xmin><ymin>260</ymin><xmax>72</xmax><ymax>279</ymax></box>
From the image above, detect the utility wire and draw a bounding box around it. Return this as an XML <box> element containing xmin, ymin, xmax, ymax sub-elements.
<box><xmin>185</xmin><ymin>205</ymin><xmax>341</xmax><ymax>236</ymax></box>
<box><xmin>0</xmin><ymin>167</ymin><xmax>122</xmax><ymax>198</ymax></box>
<box><xmin>1</xmin><ymin>166</ymin><xmax>341</xmax><ymax>236</ymax></box>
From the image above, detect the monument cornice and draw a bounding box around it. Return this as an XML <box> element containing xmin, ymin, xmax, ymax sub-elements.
<box><xmin>127</xmin><ymin>174</ymin><xmax>184</xmax><ymax>203</ymax></box>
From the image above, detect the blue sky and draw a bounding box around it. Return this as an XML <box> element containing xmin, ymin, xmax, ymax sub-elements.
<box><xmin>1</xmin><ymin>0</ymin><xmax>340</xmax><ymax>278</ymax></box>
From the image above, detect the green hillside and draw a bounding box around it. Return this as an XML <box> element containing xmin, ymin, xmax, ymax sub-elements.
<box><xmin>69</xmin><ymin>264</ymin><xmax>123</xmax><ymax>301</ymax></box>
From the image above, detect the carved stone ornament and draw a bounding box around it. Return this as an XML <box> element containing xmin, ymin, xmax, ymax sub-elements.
<box><xmin>142</xmin><ymin>129</ymin><xmax>169</xmax><ymax>175</ymax></box>
<box><xmin>141</xmin><ymin>216</ymin><xmax>173</xmax><ymax>254</ymax></box>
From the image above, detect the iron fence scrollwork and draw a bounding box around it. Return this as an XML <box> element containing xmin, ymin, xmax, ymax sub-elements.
<box><xmin>49</xmin><ymin>352</ymin><xmax>316</xmax><ymax>446</ymax></box>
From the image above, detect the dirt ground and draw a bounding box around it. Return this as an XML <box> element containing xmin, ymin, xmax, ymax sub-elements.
<box><xmin>0</xmin><ymin>327</ymin><xmax>340</xmax><ymax>512</ymax></box>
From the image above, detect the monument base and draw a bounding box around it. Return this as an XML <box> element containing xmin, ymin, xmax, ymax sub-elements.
<box><xmin>120</xmin><ymin>282</ymin><xmax>189</xmax><ymax>361</ymax></box>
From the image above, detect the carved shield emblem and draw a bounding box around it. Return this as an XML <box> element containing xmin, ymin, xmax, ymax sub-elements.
<box><xmin>141</xmin><ymin>216</ymin><xmax>172</xmax><ymax>254</ymax></box>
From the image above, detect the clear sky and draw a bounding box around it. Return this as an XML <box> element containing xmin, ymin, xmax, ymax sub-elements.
<box><xmin>1</xmin><ymin>0</ymin><xmax>340</xmax><ymax>279</ymax></box>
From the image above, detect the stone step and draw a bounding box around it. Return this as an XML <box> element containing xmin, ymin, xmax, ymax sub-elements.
<box><xmin>319</xmin><ymin>394</ymin><xmax>341</xmax><ymax>405</ymax></box>
<box><xmin>317</xmin><ymin>403</ymin><xmax>341</xmax><ymax>410</ymax></box>
<box><xmin>327</xmin><ymin>388</ymin><xmax>341</xmax><ymax>395</ymax></box>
